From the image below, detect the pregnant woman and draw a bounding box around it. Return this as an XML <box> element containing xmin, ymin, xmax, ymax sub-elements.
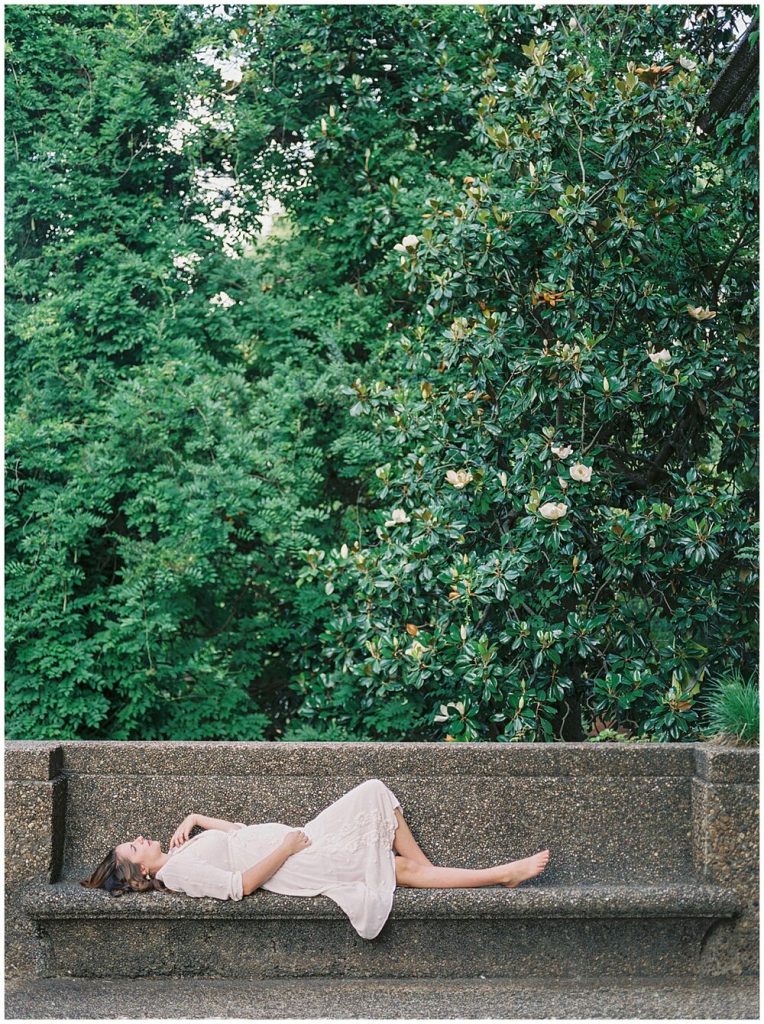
<box><xmin>81</xmin><ymin>778</ymin><xmax>550</xmax><ymax>940</ymax></box>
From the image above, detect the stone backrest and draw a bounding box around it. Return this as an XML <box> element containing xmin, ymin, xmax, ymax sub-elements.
<box><xmin>8</xmin><ymin>740</ymin><xmax>756</xmax><ymax>887</ymax></box>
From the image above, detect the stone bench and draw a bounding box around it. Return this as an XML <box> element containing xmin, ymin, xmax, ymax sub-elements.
<box><xmin>5</xmin><ymin>741</ymin><xmax>758</xmax><ymax>982</ymax></box>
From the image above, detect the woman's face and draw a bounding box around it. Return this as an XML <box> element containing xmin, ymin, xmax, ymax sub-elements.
<box><xmin>115</xmin><ymin>835</ymin><xmax>164</xmax><ymax>875</ymax></box>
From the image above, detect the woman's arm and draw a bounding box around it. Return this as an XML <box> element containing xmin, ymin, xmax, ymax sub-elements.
<box><xmin>241</xmin><ymin>830</ymin><xmax>312</xmax><ymax>896</ymax></box>
<box><xmin>169</xmin><ymin>813</ymin><xmax>241</xmax><ymax>850</ymax></box>
<box><xmin>193</xmin><ymin>813</ymin><xmax>240</xmax><ymax>833</ymax></box>
<box><xmin>241</xmin><ymin>842</ymin><xmax>293</xmax><ymax>896</ymax></box>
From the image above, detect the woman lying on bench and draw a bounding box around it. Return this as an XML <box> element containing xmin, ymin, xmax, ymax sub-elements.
<box><xmin>81</xmin><ymin>778</ymin><xmax>550</xmax><ymax>940</ymax></box>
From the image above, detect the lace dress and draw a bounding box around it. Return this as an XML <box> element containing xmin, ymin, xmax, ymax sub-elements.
<box><xmin>155</xmin><ymin>778</ymin><xmax>401</xmax><ymax>940</ymax></box>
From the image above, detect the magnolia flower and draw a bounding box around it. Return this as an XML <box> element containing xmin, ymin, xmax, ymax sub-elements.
<box><xmin>551</xmin><ymin>445</ymin><xmax>573</xmax><ymax>459</ymax></box>
<box><xmin>558</xmin><ymin>476</ymin><xmax>569</xmax><ymax>491</ymax></box>
<box><xmin>538</xmin><ymin>501</ymin><xmax>568</xmax><ymax>521</ymax></box>
<box><xmin>446</xmin><ymin>469</ymin><xmax>473</xmax><ymax>489</ymax></box>
<box><xmin>384</xmin><ymin>509</ymin><xmax>410</xmax><ymax>526</ymax></box>
<box><xmin>498</xmin><ymin>471</ymin><xmax>508</xmax><ymax>488</ymax></box>
<box><xmin>687</xmin><ymin>305</ymin><xmax>716</xmax><ymax>321</ymax></box>
<box><xmin>394</xmin><ymin>234</ymin><xmax>419</xmax><ymax>253</ymax></box>
<box><xmin>406</xmin><ymin>639</ymin><xmax>428</xmax><ymax>659</ymax></box>
<box><xmin>602</xmin><ymin>376</ymin><xmax>610</xmax><ymax>393</ymax></box>
<box><xmin>679</xmin><ymin>55</ymin><xmax>697</xmax><ymax>72</ymax></box>
<box><xmin>340</xmin><ymin>544</ymin><xmax>349</xmax><ymax>558</ymax></box>
<box><xmin>570</xmin><ymin>463</ymin><xmax>593</xmax><ymax>483</ymax></box>
<box><xmin>648</xmin><ymin>349</ymin><xmax>672</xmax><ymax>365</ymax></box>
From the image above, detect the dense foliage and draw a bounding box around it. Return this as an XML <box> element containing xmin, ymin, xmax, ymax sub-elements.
<box><xmin>6</xmin><ymin>4</ymin><xmax>758</xmax><ymax>742</ymax></box>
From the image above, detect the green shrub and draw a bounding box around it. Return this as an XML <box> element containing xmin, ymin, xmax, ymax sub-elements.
<box><xmin>702</xmin><ymin>671</ymin><xmax>759</xmax><ymax>745</ymax></box>
<box><xmin>291</xmin><ymin>6</ymin><xmax>758</xmax><ymax>743</ymax></box>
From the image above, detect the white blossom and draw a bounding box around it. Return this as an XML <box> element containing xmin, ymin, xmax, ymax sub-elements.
<box><xmin>551</xmin><ymin>445</ymin><xmax>573</xmax><ymax>459</ymax></box>
<box><xmin>384</xmin><ymin>509</ymin><xmax>410</xmax><ymax>526</ymax></box>
<box><xmin>394</xmin><ymin>234</ymin><xmax>419</xmax><ymax>252</ymax></box>
<box><xmin>538</xmin><ymin>501</ymin><xmax>568</xmax><ymax>521</ymax></box>
<box><xmin>570</xmin><ymin>463</ymin><xmax>593</xmax><ymax>482</ymax></box>
<box><xmin>446</xmin><ymin>469</ymin><xmax>473</xmax><ymax>489</ymax></box>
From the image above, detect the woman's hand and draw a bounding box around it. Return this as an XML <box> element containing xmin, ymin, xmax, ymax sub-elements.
<box><xmin>281</xmin><ymin>830</ymin><xmax>312</xmax><ymax>855</ymax></box>
<box><xmin>169</xmin><ymin>814</ymin><xmax>198</xmax><ymax>850</ymax></box>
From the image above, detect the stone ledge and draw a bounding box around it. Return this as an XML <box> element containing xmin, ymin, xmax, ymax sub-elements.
<box><xmin>7</xmin><ymin>742</ymin><xmax>758</xmax><ymax>784</ymax></box>
<box><xmin>26</xmin><ymin>740</ymin><xmax>703</xmax><ymax>778</ymax></box>
<box><xmin>22</xmin><ymin>878</ymin><xmax>740</xmax><ymax>922</ymax></box>
<box><xmin>693</xmin><ymin>746</ymin><xmax>759</xmax><ymax>784</ymax></box>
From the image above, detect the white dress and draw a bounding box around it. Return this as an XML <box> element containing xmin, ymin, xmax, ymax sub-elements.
<box><xmin>155</xmin><ymin>778</ymin><xmax>402</xmax><ymax>940</ymax></box>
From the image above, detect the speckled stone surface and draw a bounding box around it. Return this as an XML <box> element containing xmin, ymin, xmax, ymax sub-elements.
<box><xmin>5</xmin><ymin>740</ymin><xmax>703</xmax><ymax>885</ymax></box>
<box><xmin>17</xmin><ymin>914</ymin><xmax>736</xmax><ymax>980</ymax></box>
<box><xmin>21</xmin><ymin>880</ymin><xmax>739</xmax><ymax>979</ymax></box>
<box><xmin>4</xmin><ymin>746</ymin><xmax>67</xmax><ymax>979</ymax></box>
<box><xmin>5</xmin><ymin>779</ymin><xmax>66</xmax><ymax>885</ymax></box>
<box><xmin>60</xmin><ymin>772</ymin><xmax>695</xmax><ymax>884</ymax></box>
<box><xmin>694</xmin><ymin>746</ymin><xmax>759</xmax><ymax>784</ymax></box>
<box><xmin>45</xmin><ymin>739</ymin><xmax>699</xmax><ymax>778</ymax></box>
<box><xmin>24</xmin><ymin>879</ymin><xmax>740</xmax><ymax>921</ymax></box>
<box><xmin>693</xmin><ymin>777</ymin><xmax>760</xmax><ymax>976</ymax></box>
<box><xmin>5</xmin><ymin>975</ymin><xmax>760</xmax><ymax>1020</ymax></box>
<box><xmin>5</xmin><ymin>741</ymin><xmax>63</xmax><ymax>782</ymax></box>
<box><xmin>5</xmin><ymin>741</ymin><xmax>759</xmax><ymax>987</ymax></box>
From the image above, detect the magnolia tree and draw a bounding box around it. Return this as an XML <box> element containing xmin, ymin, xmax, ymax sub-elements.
<box><xmin>293</xmin><ymin>7</ymin><xmax>758</xmax><ymax>741</ymax></box>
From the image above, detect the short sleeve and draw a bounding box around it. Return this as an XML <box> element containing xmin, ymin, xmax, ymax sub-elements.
<box><xmin>158</xmin><ymin>857</ymin><xmax>243</xmax><ymax>901</ymax></box>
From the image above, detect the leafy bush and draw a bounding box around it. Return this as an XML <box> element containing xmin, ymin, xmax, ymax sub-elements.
<box><xmin>5</xmin><ymin>6</ymin><xmax>335</xmax><ymax>738</ymax></box>
<box><xmin>289</xmin><ymin>6</ymin><xmax>758</xmax><ymax>743</ymax></box>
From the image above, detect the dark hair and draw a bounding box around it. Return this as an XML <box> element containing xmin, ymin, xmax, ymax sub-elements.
<box><xmin>80</xmin><ymin>847</ymin><xmax>168</xmax><ymax>897</ymax></box>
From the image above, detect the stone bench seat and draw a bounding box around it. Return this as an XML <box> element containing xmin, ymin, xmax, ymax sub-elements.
<box><xmin>20</xmin><ymin>876</ymin><xmax>741</xmax><ymax>980</ymax></box>
<box><xmin>23</xmin><ymin>877</ymin><xmax>740</xmax><ymax>921</ymax></box>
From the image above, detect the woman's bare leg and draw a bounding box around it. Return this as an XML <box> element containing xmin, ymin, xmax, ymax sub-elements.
<box><xmin>392</xmin><ymin>808</ymin><xmax>433</xmax><ymax>865</ymax></box>
<box><xmin>394</xmin><ymin>850</ymin><xmax>550</xmax><ymax>888</ymax></box>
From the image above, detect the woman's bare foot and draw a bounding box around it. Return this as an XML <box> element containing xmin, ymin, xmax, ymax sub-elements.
<box><xmin>500</xmin><ymin>850</ymin><xmax>550</xmax><ymax>887</ymax></box>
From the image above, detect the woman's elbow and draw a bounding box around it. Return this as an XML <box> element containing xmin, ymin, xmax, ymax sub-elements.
<box><xmin>241</xmin><ymin>875</ymin><xmax>260</xmax><ymax>897</ymax></box>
